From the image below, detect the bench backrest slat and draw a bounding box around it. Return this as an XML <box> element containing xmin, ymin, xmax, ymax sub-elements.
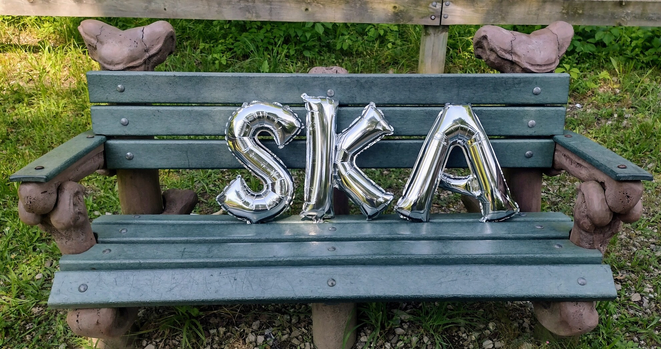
<box><xmin>92</xmin><ymin>105</ymin><xmax>566</xmax><ymax>137</ymax></box>
<box><xmin>90</xmin><ymin>72</ymin><xmax>568</xmax><ymax>171</ymax></box>
<box><xmin>87</xmin><ymin>72</ymin><xmax>570</xmax><ymax>105</ymax></box>
<box><xmin>105</xmin><ymin>139</ymin><xmax>555</xmax><ymax>169</ymax></box>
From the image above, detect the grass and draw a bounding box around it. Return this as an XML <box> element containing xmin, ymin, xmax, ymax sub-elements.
<box><xmin>0</xmin><ymin>16</ymin><xmax>660</xmax><ymax>349</ymax></box>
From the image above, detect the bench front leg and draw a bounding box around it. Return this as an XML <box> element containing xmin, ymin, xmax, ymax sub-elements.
<box><xmin>533</xmin><ymin>131</ymin><xmax>650</xmax><ymax>337</ymax></box>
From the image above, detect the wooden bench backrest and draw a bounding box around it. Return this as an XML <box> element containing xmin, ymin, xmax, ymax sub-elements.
<box><xmin>89</xmin><ymin>71</ymin><xmax>570</xmax><ymax>170</ymax></box>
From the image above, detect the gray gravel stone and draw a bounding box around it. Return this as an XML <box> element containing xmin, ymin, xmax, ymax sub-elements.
<box><xmin>483</xmin><ymin>339</ymin><xmax>494</xmax><ymax>349</ymax></box>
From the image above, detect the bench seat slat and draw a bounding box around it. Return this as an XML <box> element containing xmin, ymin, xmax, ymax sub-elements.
<box><xmin>91</xmin><ymin>106</ymin><xmax>566</xmax><ymax>137</ymax></box>
<box><xmin>105</xmin><ymin>139</ymin><xmax>555</xmax><ymax>169</ymax></box>
<box><xmin>87</xmin><ymin>72</ymin><xmax>570</xmax><ymax>105</ymax></box>
<box><xmin>48</xmin><ymin>264</ymin><xmax>616</xmax><ymax>308</ymax></box>
<box><xmin>59</xmin><ymin>238</ymin><xmax>603</xmax><ymax>271</ymax></box>
<box><xmin>93</xmin><ymin>213</ymin><xmax>573</xmax><ymax>244</ymax></box>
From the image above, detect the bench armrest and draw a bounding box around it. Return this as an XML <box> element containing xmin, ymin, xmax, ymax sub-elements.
<box><xmin>10</xmin><ymin>130</ymin><xmax>106</xmax><ymax>183</ymax></box>
<box><xmin>551</xmin><ymin>130</ymin><xmax>651</xmax><ymax>253</ymax></box>
<box><xmin>553</xmin><ymin>130</ymin><xmax>652</xmax><ymax>181</ymax></box>
<box><xmin>12</xmin><ymin>131</ymin><xmax>106</xmax><ymax>255</ymax></box>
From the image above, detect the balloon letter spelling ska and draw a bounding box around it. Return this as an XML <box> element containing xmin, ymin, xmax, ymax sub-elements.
<box><xmin>395</xmin><ymin>104</ymin><xmax>519</xmax><ymax>222</ymax></box>
<box><xmin>301</xmin><ymin>94</ymin><xmax>338</xmax><ymax>220</ymax></box>
<box><xmin>217</xmin><ymin>101</ymin><xmax>302</xmax><ymax>224</ymax></box>
<box><xmin>335</xmin><ymin>103</ymin><xmax>395</xmax><ymax>219</ymax></box>
<box><xmin>301</xmin><ymin>95</ymin><xmax>395</xmax><ymax>221</ymax></box>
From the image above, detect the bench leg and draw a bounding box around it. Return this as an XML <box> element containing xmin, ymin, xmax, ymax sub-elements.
<box><xmin>117</xmin><ymin>169</ymin><xmax>163</xmax><ymax>215</ymax></box>
<box><xmin>532</xmin><ymin>301</ymin><xmax>598</xmax><ymax>337</ymax></box>
<box><xmin>312</xmin><ymin>303</ymin><xmax>357</xmax><ymax>349</ymax></box>
<box><xmin>67</xmin><ymin>308</ymin><xmax>138</xmax><ymax>348</ymax></box>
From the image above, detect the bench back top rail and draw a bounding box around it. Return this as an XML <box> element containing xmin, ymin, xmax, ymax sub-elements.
<box><xmin>2</xmin><ymin>0</ymin><xmax>659</xmax><ymax>26</ymax></box>
<box><xmin>91</xmin><ymin>72</ymin><xmax>568</xmax><ymax>170</ymax></box>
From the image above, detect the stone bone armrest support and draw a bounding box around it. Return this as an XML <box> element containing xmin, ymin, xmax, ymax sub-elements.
<box><xmin>552</xmin><ymin>131</ymin><xmax>653</xmax><ymax>253</ymax></box>
<box><xmin>11</xmin><ymin>130</ymin><xmax>106</xmax><ymax>255</ymax></box>
<box><xmin>532</xmin><ymin>131</ymin><xmax>652</xmax><ymax>338</ymax></box>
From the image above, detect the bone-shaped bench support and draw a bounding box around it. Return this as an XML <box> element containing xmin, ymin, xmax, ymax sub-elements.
<box><xmin>60</xmin><ymin>19</ymin><xmax>196</xmax><ymax>346</ymax></box>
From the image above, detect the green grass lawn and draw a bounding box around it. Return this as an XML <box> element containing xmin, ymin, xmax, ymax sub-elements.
<box><xmin>0</xmin><ymin>17</ymin><xmax>660</xmax><ymax>349</ymax></box>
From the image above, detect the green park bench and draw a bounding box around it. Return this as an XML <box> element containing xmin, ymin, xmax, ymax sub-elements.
<box><xmin>10</xmin><ymin>69</ymin><xmax>653</xmax><ymax>347</ymax></box>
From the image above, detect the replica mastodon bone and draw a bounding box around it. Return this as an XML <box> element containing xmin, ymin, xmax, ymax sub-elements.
<box><xmin>473</xmin><ymin>21</ymin><xmax>574</xmax><ymax>73</ymax></box>
<box><xmin>78</xmin><ymin>19</ymin><xmax>176</xmax><ymax>71</ymax></box>
<box><xmin>533</xmin><ymin>301</ymin><xmax>599</xmax><ymax>337</ymax></box>
<box><xmin>553</xmin><ymin>145</ymin><xmax>644</xmax><ymax>253</ymax></box>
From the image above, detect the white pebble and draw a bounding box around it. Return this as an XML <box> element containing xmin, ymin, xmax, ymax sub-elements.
<box><xmin>483</xmin><ymin>339</ymin><xmax>494</xmax><ymax>349</ymax></box>
<box><xmin>631</xmin><ymin>293</ymin><xmax>642</xmax><ymax>302</ymax></box>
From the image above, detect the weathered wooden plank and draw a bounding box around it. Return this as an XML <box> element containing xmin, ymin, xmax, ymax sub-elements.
<box><xmin>418</xmin><ymin>25</ymin><xmax>449</xmax><ymax>74</ymax></box>
<box><xmin>0</xmin><ymin>0</ymin><xmax>440</xmax><ymax>25</ymax></box>
<box><xmin>9</xmin><ymin>131</ymin><xmax>106</xmax><ymax>183</ymax></box>
<box><xmin>91</xmin><ymin>106</ymin><xmax>566</xmax><ymax>137</ymax></box>
<box><xmin>104</xmin><ymin>139</ymin><xmax>556</xmax><ymax>169</ymax></box>
<box><xmin>554</xmin><ymin>131</ymin><xmax>653</xmax><ymax>181</ymax></box>
<box><xmin>92</xmin><ymin>213</ymin><xmax>574</xmax><ymax>244</ymax></box>
<box><xmin>48</xmin><ymin>264</ymin><xmax>616</xmax><ymax>308</ymax></box>
<box><xmin>441</xmin><ymin>0</ymin><xmax>661</xmax><ymax>26</ymax></box>
<box><xmin>59</xmin><ymin>238</ymin><xmax>603</xmax><ymax>271</ymax></box>
<box><xmin>87</xmin><ymin>72</ymin><xmax>570</xmax><ymax>106</ymax></box>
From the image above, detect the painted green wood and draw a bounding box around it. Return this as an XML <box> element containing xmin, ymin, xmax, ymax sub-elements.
<box><xmin>59</xmin><ymin>239</ymin><xmax>603</xmax><ymax>271</ymax></box>
<box><xmin>105</xmin><ymin>139</ymin><xmax>555</xmax><ymax>169</ymax></box>
<box><xmin>48</xmin><ymin>264</ymin><xmax>616</xmax><ymax>308</ymax></box>
<box><xmin>92</xmin><ymin>106</ymin><xmax>566</xmax><ymax>137</ymax></box>
<box><xmin>92</xmin><ymin>212</ymin><xmax>573</xmax><ymax>244</ymax></box>
<box><xmin>554</xmin><ymin>131</ymin><xmax>653</xmax><ymax>181</ymax></box>
<box><xmin>9</xmin><ymin>131</ymin><xmax>106</xmax><ymax>183</ymax></box>
<box><xmin>87</xmin><ymin>72</ymin><xmax>570</xmax><ymax>106</ymax></box>
<box><xmin>93</xmin><ymin>213</ymin><xmax>573</xmax><ymax>244</ymax></box>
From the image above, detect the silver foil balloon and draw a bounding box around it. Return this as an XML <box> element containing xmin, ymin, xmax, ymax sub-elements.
<box><xmin>395</xmin><ymin>104</ymin><xmax>519</xmax><ymax>222</ymax></box>
<box><xmin>300</xmin><ymin>94</ymin><xmax>338</xmax><ymax>221</ymax></box>
<box><xmin>335</xmin><ymin>103</ymin><xmax>395</xmax><ymax>219</ymax></box>
<box><xmin>217</xmin><ymin>101</ymin><xmax>302</xmax><ymax>224</ymax></box>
